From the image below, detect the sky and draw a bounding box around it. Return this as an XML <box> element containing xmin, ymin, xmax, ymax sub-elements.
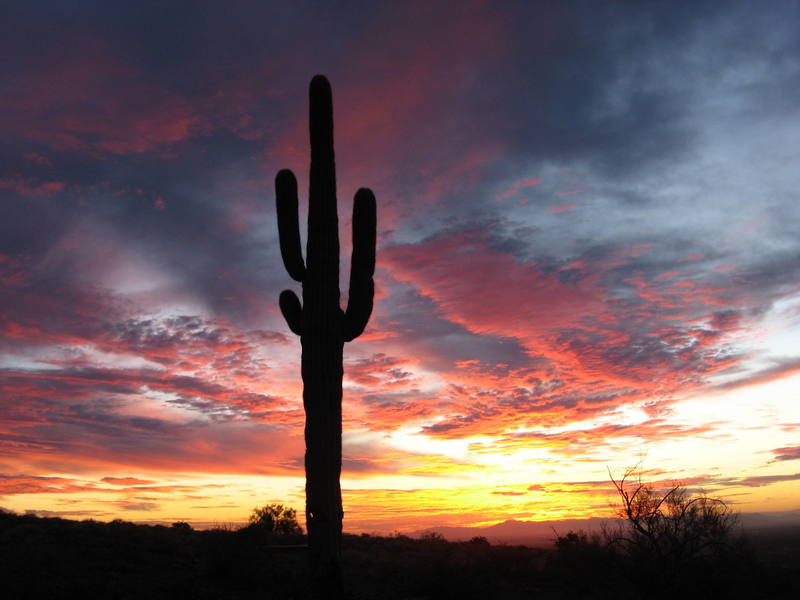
<box><xmin>2</xmin><ymin>0</ymin><xmax>800</xmax><ymax>533</ymax></box>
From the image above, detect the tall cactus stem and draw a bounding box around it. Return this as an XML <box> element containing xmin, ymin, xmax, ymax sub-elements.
<box><xmin>275</xmin><ymin>74</ymin><xmax>376</xmax><ymax>599</ymax></box>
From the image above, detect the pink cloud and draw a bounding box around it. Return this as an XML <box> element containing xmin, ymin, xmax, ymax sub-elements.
<box><xmin>375</xmin><ymin>229</ymin><xmax>764</xmax><ymax>438</ymax></box>
<box><xmin>548</xmin><ymin>202</ymin><xmax>577</xmax><ymax>213</ymax></box>
<box><xmin>0</xmin><ymin>178</ymin><xmax>65</xmax><ymax>197</ymax></box>
<box><xmin>711</xmin><ymin>358</ymin><xmax>800</xmax><ymax>393</ymax></box>
<box><xmin>263</xmin><ymin>2</ymin><xmax>511</xmax><ymax>233</ymax></box>
<box><xmin>771</xmin><ymin>445</ymin><xmax>800</xmax><ymax>462</ymax></box>
<box><xmin>1</xmin><ymin>36</ymin><xmax>208</xmax><ymax>155</ymax></box>
<box><xmin>495</xmin><ymin>177</ymin><xmax>543</xmax><ymax>201</ymax></box>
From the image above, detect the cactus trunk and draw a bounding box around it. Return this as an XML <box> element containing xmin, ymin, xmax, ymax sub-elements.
<box><xmin>302</xmin><ymin>336</ymin><xmax>344</xmax><ymax>595</ymax></box>
<box><xmin>275</xmin><ymin>75</ymin><xmax>376</xmax><ymax>598</ymax></box>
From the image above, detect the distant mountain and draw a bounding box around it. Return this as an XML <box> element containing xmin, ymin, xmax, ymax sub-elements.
<box><xmin>413</xmin><ymin>517</ymin><xmax>622</xmax><ymax>547</ymax></box>
<box><xmin>412</xmin><ymin>510</ymin><xmax>800</xmax><ymax>547</ymax></box>
<box><xmin>738</xmin><ymin>510</ymin><xmax>800</xmax><ymax>531</ymax></box>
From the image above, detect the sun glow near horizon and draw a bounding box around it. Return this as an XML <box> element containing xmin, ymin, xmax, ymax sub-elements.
<box><xmin>4</xmin><ymin>369</ymin><xmax>799</xmax><ymax>533</ymax></box>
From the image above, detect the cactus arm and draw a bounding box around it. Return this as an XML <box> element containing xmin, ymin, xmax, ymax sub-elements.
<box><xmin>342</xmin><ymin>188</ymin><xmax>376</xmax><ymax>342</ymax></box>
<box><xmin>276</xmin><ymin>169</ymin><xmax>306</xmax><ymax>282</ymax></box>
<box><xmin>279</xmin><ymin>289</ymin><xmax>303</xmax><ymax>336</ymax></box>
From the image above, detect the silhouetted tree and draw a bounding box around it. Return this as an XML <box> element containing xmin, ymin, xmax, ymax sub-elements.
<box><xmin>609</xmin><ymin>467</ymin><xmax>736</xmax><ymax>558</ymax></box>
<box><xmin>606</xmin><ymin>467</ymin><xmax>745</xmax><ymax>597</ymax></box>
<box><xmin>248</xmin><ymin>503</ymin><xmax>302</xmax><ymax>535</ymax></box>
<box><xmin>275</xmin><ymin>75</ymin><xmax>376</xmax><ymax>598</ymax></box>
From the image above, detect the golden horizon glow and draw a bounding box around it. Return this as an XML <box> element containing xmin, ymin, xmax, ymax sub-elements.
<box><xmin>4</xmin><ymin>373</ymin><xmax>799</xmax><ymax>534</ymax></box>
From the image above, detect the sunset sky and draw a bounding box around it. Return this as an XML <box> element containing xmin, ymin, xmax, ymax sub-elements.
<box><xmin>2</xmin><ymin>1</ymin><xmax>800</xmax><ymax>533</ymax></box>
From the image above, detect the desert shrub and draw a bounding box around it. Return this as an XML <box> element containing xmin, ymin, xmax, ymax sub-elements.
<box><xmin>469</xmin><ymin>535</ymin><xmax>490</xmax><ymax>545</ymax></box>
<box><xmin>247</xmin><ymin>503</ymin><xmax>302</xmax><ymax>535</ymax></box>
<box><xmin>548</xmin><ymin>529</ymin><xmax>623</xmax><ymax>598</ymax></box>
<box><xmin>340</xmin><ymin>532</ymin><xmax>547</xmax><ymax>600</ymax></box>
<box><xmin>606</xmin><ymin>468</ymin><xmax>761</xmax><ymax>599</ymax></box>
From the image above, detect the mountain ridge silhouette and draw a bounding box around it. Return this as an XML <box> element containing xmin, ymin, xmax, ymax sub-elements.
<box><xmin>412</xmin><ymin>510</ymin><xmax>800</xmax><ymax>546</ymax></box>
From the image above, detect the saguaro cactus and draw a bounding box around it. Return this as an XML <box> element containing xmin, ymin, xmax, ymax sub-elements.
<box><xmin>275</xmin><ymin>75</ymin><xmax>376</xmax><ymax>596</ymax></box>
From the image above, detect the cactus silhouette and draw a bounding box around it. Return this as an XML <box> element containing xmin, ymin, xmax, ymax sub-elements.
<box><xmin>275</xmin><ymin>75</ymin><xmax>376</xmax><ymax>597</ymax></box>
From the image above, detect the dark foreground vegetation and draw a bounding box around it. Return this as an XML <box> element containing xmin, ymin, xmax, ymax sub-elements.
<box><xmin>1</xmin><ymin>507</ymin><xmax>798</xmax><ymax>600</ymax></box>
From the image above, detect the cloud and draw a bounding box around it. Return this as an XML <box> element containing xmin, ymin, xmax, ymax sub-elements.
<box><xmin>465</xmin><ymin>419</ymin><xmax>719</xmax><ymax>456</ymax></box>
<box><xmin>710</xmin><ymin>357</ymin><xmax>800</xmax><ymax>393</ymax></box>
<box><xmin>0</xmin><ymin>370</ymin><xmax>305</xmax><ymax>476</ymax></box>
<box><xmin>733</xmin><ymin>473</ymin><xmax>800</xmax><ymax>488</ymax></box>
<box><xmin>0</xmin><ymin>474</ymin><xmax>102</xmax><ymax>497</ymax></box>
<box><xmin>101</xmin><ymin>477</ymin><xmax>156</xmax><ymax>486</ymax></box>
<box><xmin>770</xmin><ymin>446</ymin><xmax>800</xmax><ymax>463</ymax></box>
<box><xmin>113</xmin><ymin>501</ymin><xmax>160</xmax><ymax>512</ymax></box>
<box><xmin>0</xmin><ymin>178</ymin><xmax>66</xmax><ymax>197</ymax></box>
<box><xmin>380</xmin><ymin>226</ymin><xmax>757</xmax><ymax>436</ymax></box>
<box><xmin>345</xmin><ymin>353</ymin><xmax>415</xmax><ymax>389</ymax></box>
<box><xmin>0</xmin><ymin>33</ymin><xmax>208</xmax><ymax>155</ymax></box>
